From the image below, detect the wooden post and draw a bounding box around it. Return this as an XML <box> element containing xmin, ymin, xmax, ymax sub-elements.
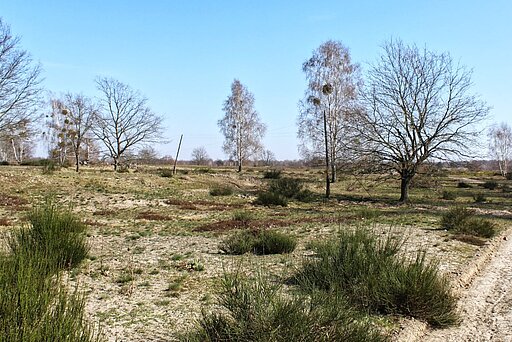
<box><xmin>173</xmin><ymin>134</ymin><xmax>183</xmax><ymax>175</ymax></box>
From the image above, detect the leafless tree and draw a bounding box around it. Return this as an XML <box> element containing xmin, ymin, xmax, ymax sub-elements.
<box><xmin>50</xmin><ymin>93</ymin><xmax>96</xmax><ymax>171</ymax></box>
<box><xmin>260</xmin><ymin>149</ymin><xmax>275</xmax><ymax>166</ymax></box>
<box><xmin>137</xmin><ymin>146</ymin><xmax>159</xmax><ymax>164</ymax></box>
<box><xmin>488</xmin><ymin>122</ymin><xmax>512</xmax><ymax>177</ymax></box>
<box><xmin>0</xmin><ymin>19</ymin><xmax>42</xmax><ymax>133</ymax></box>
<box><xmin>191</xmin><ymin>146</ymin><xmax>209</xmax><ymax>165</ymax></box>
<box><xmin>355</xmin><ymin>40</ymin><xmax>489</xmax><ymax>202</ymax></box>
<box><xmin>93</xmin><ymin>77</ymin><xmax>163</xmax><ymax>170</ymax></box>
<box><xmin>298</xmin><ymin>40</ymin><xmax>362</xmax><ymax>197</ymax></box>
<box><xmin>218</xmin><ymin>79</ymin><xmax>266</xmax><ymax>172</ymax></box>
<box><xmin>0</xmin><ymin>119</ymin><xmax>35</xmax><ymax>163</ymax></box>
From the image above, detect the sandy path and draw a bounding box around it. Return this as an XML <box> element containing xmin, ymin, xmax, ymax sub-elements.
<box><xmin>423</xmin><ymin>235</ymin><xmax>512</xmax><ymax>342</ymax></box>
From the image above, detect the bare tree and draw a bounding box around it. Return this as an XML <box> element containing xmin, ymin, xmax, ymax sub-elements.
<box><xmin>298</xmin><ymin>40</ymin><xmax>361</xmax><ymax>197</ymax></box>
<box><xmin>93</xmin><ymin>77</ymin><xmax>163</xmax><ymax>170</ymax></box>
<box><xmin>260</xmin><ymin>149</ymin><xmax>275</xmax><ymax>166</ymax></box>
<box><xmin>137</xmin><ymin>146</ymin><xmax>159</xmax><ymax>164</ymax></box>
<box><xmin>355</xmin><ymin>40</ymin><xmax>489</xmax><ymax>202</ymax></box>
<box><xmin>0</xmin><ymin>119</ymin><xmax>35</xmax><ymax>163</ymax></box>
<box><xmin>0</xmin><ymin>19</ymin><xmax>42</xmax><ymax>132</ymax></box>
<box><xmin>191</xmin><ymin>146</ymin><xmax>209</xmax><ymax>165</ymax></box>
<box><xmin>488</xmin><ymin>122</ymin><xmax>512</xmax><ymax>177</ymax></box>
<box><xmin>218</xmin><ymin>79</ymin><xmax>266</xmax><ymax>172</ymax></box>
<box><xmin>50</xmin><ymin>93</ymin><xmax>96</xmax><ymax>171</ymax></box>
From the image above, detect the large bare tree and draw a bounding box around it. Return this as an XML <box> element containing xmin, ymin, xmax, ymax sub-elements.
<box><xmin>191</xmin><ymin>146</ymin><xmax>209</xmax><ymax>165</ymax></box>
<box><xmin>298</xmin><ymin>40</ymin><xmax>361</xmax><ymax>197</ymax></box>
<box><xmin>356</xmin><ymin>40</ymin><xmax>489</xmax><ymax>202</ymax></box>
<box><xmin>218</xmin><ymin>79</ymin><xmax>266</xmax><ymax>172</ymax></box>
<box><xmin>93</xmin><ymin>77</ymin><xmax>163</xmax><ymax>170</ymax></box>
<box><xmin>0</xmin><ymin>18</ymin><xmax>42</xmax><ymax>133</ymax></box>
<box><xmin>0</xmin><ymin>118</ymin><xmax>35</xmax><ymax>163</ymax></box>
<box><xmin>488</xmin><ymin>122</ymin><xmax>512</xmax><ymax>177</ymax></box>
<box><xmin>50</xmin><ymin>93</ymin><xmax>96</xmax><ymax>171</ymax></box>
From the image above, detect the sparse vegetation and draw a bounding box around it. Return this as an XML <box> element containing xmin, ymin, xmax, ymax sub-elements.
<box><xmin>263</xmin><ymin>169</ymin><xmax>282</xmax><ymax>179</ymax></box>
<box><xmin>482</xmin><ymin>180</ymin><xmax>498</xmax><ymax>190</ymax></box>
<box><xmin>185</xmin><ymin>271</ymin><xmax>387</xmax><ymax>342</ymax></box>
<box><xmin>441</xmin><ymin>190</ymin><xmax>457</xmax><ymax>200</ymax></box>
<box><xmin>253</xmin><ymin>191</ymin><xmax>288</xmax><ymax>206</ymax></box>
<box><xmin>457</xmin><ymin>181</ymin><xmax>472</xmax><ymax>188</ymax></box>
<box><xmin>209</xmin><ymin>185</ymin><xmax>234</xmax><ymax>196</ymax></box>
<box><xmin>295</xmin><ymin>228</ymin><xmax>458</xmax><ymax>327</ymax></box>
<box><xmin>440</xmin><ymin>206</ymin><xmax>497</xmax><ymax>238</ymax></box>
<box><xmin>220</xmin><ymin>229</ymin><xmax>296</xmax><ymax>255</ymax></box>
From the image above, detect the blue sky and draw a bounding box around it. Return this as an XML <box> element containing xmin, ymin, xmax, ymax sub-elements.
<box><xmin>2</xmin><ymin>1</ymin><xmax>511</xmax><ymax>160</ymax></box>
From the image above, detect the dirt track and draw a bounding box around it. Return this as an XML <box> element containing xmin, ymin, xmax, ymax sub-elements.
<box><xmin>422</xmin><ymin>233</ymin><xmax>512</xmax><ymax>342</ymax></box>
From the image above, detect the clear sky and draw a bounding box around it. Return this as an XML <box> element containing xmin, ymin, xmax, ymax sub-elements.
<box><xmin>2</xmin><ymin>1</ymin><xmax>511</xmax><ymax>160</ymax></box>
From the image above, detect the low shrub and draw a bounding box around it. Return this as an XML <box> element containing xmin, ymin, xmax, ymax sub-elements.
<box><xmin>481</xmin><ymin>180</ymin><xmax>498</xmax><ymax>190</ymax></box>
<box><xmin>41</xmin><ymin>160</ymin><xmax>60</xmax><ymax>175</ymax></box>
<box><xmin>441</xmin><ymin>190</ymin><xmax>457</xmax><ymax>200</ymax></box>
<box><xmin>253</xmin><ymin>191</ymin><xmax>288</xmax><ymax>207</ymax></box>
<box><xmin>185</xmin><ymin>272</ymin><xmax>386</xmax><ymax>342</ymax></box>
<box><xmin>457</xmin><ymin>181</ymin><xmax>472</xmax><ymax>188</ymax></box>
<box><xmin>295</xmin><ymin>228</ymin><xmax>458</xmax><ymax>327</ymax></box>
<box><xmin>252</xmin><ymin>230</ymin><xmax>297</xmax><ymax>255</ymax></box>
<box><xmin>0</xmin><ymin>200</ymin><xmax>98</xmax><ymax>341</ymax></box>
<box><xmin>232</xmin><ymin>210</ymin><xmax>254</xmax><ymax>226</ymax></box>
<box><xmin>159</xmin><ymin>168</ymin><xmax>174</xmax><ymax>178</ymax></box>
<box><xmin>472</xmin><ymin>193</ymin><xmax>487</xmax><ymax>203</ymax></box>
<box><xmin>0</xmin><ymin>160</ymin><xmax>9</xmax><ymax>166</ymax></box>
<box><xmin>506</xmin><ymin>173</ymin><xmax>512</xmax><ymax>180</ymax></box>
<box><xmin>295</xmin><ymin>189</ymin><xmax>316</xmax><ymax>203</ymax></box>
<box><xmin>209</xmin><ymin>185</ymin><xmax>234</xmax><ymax>196</ymax></box>
<box><xmin>440</xmin><ymin>206</ymin><xmax>497</xmax><ymax>238</ymax></box>
<box><xmin>263</xmin><ymin>169</ymin><xmax>282</xmax><ymax>179</ymax></box>
<box><xmin>269</xmin><ymin>177</ymin><xmax>304</xmax><ymax>198</ymax></box>
<box><xmin>220</xmin><ymin>229</ymin><xmax>296</xmax><ymax>255</ymax></box>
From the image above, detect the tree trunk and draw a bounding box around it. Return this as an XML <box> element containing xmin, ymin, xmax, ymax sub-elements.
<box><xmin>331</xmin><ymin>163</ymin><xmax>336</xmax><ymax>183</ymax></box>
<box><xmin>323</xmin><ymin>109</ymin><xmax>330</xmax><ymax>198</ymax></box>
<box><xmin>399</xmin><ymin>175</ymin><xmax>411</xmax><ymax>203</ymax></box>
<box><xmin>75</xmin><ymin>153</ymin><xmax>80</xmax><ymax>172</ymax></box>
<box><xmin>113</xmin><ymin>158</ymin><xmax>118</xmax><ymax>171</ymax></box>
<box><xmin>238</xmin><ymin>160</ymin><xmax>242</xmax><ymax>173</ymax></box>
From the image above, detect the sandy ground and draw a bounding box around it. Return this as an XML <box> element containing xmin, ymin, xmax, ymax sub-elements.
<box><xmin>421</xmin><ymin>233</ymin><xmax>512</xmax><ymax>342</ymax></box>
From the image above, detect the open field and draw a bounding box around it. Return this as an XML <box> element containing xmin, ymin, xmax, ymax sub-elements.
<box><xmin>0</xmin><ymin>164</ymin><xmax>511</xmax><ymax>341</ymax></box>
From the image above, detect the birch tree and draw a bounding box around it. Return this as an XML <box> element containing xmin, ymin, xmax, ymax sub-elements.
<box><xmin>218</xmin><ymin>79</ymin><xmax>266</xmax><ymax>172</ymax></box>
<box><xmin>356</xmin><ymin>40</ymin><xmax>489</xmax><ymax>202</ymax></box>
<box><xmin>93</xmin><ymin>77</ymin><xmax>163</xmax><ymax>170</ymax></box>
<box><xmin>0</xmin><ymin>19</ymin><xmax>42</xmax><ymax>133</ymax></box>
<box><xmin>488</xmin><ymin>122</ymin><xmax>512</xmax><ymax>177</ymax></box>
<box><xmin>298</xmin><ymin>40</ymin><xmax>362</xmax><ymax>188</ymax></box>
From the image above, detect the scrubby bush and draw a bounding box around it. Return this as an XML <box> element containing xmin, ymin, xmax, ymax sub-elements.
<box><xmin>254</xmin><ymin>191</ymin><xmax>288</xmax><ymax>207</ymax></box>
<box><xmin>159</xmin><ymin>168</ymin><xmax>174</xmax><ymax>178</ymax></box>
<box><xmin>440</xmin><ymin>206</ymin><xmax>497</xmax><ymax>238</ymax></box>
<box><xmin>0</xmin><ymin>200</ymin><xmax>98</xmax><ymax>341</ymax></box>
<box><xmin>269</xmin><ymin>177</ymin><xmax>304</xmax><ymax>198</ymax></box>
<box><xmin>263</xmin><ymin>169</ymin><xmax>282</xmax><ymax>179</ymax></box>
<box><xmin>185</xmin><ymin>272</ymin><xmax>386</xmax><ymax>342</ymax></box>
<box><xmin>295</xmin><ymin>228</ymin><xmax>458</xmax><ymax>327</ymax></box>
<box><xmin>472</xmin><ymin>193</ymin><xmax>487</xmax><ymax>203</ymax></box>
<box><xmin>41</xmin><ymin>160</ymin><xmax>60</xmax><ymax>175</ymax></box>
<box><xmin>441</xmin><ymin>190</ymin><xmax>457</xmax><ymax>200</ymax></box>
<box><xmin>220</xmin><ymin>229</ymin><xmax>296</xmax><ymax>255</ymax></box>
<box><xmin>232</xmin><ymin>210</ymin><xmax>254</xmax><ymax>226</ymax></box>
<box><xmin>457</xmin><ymin>181</ymin><xmax>472</xmax><ymax>188</ymax></box>
<box><xmin>10</xmin><ymin>201</ymin><xmax>89</xmax><ymax>270</ymax></box>
<box><xmin>506</xmin><ymin>173</ymin><xmax>512</xmax><ymax>180</ymax></box>
<box><xmin>209</xmin><ymin>185</ymin><xmax>234</xmax><ymax>196</ymax></box>
<box><xmin>481</xmin><ymin>180</ymin><xmax>498</xmax><ymax>190</ymax></box>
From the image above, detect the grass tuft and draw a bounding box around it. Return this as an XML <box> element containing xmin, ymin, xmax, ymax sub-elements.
<box><xmin>440</xmin><ymin>206</ymin><xmax>497</xmax><ymax>239</ymax></box>
<box><xmin>220</xmin><ymin>229</ymin><xmax>297</xmax><ymax>255</ymax></box>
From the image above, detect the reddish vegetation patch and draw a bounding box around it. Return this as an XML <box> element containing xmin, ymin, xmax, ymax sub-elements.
<box><xmin>164</xmin><ymin>198</ymin><xmax>243</xmax><ymax>211</ymax></box>
<box><xmin>0</xmin><ymin>217</ymin><xmax>10</xmax><ymax>226</ymax></box>
<box><xmin>136</xmin><ymin>211</ymin><xmax>173</xmax><ymax>221</ymax></box>
<box><xmin>0</xmin><ymin>193</ymin><xmax>29</xmax><ymax>211</ymax></box>
<box><xmin>195</xmin><ymin>215</ymin><xmax>348</xmax><ymax>232</ymax></box>
<box><xmin>93</xmin><ymin>209</ymin><xmax>116</xmax><ymax>216</ymax></box>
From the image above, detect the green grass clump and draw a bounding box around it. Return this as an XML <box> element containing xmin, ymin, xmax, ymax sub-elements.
<box><xmin>457</xmin><ymin>181</ymin><xmax>472</xmax><ymax>188</ymax></box>
<box><xmin>159</xmin><ymin>168</ymin><xmax>174</xmax><ymax>178</ymax></box>
<box><xmin>440</xmin><ymin>207</ymin><xmax>497</xmax><ymax>238</ymax></box>
<box><xmin>295</xmin><ymin>228</ymin><xmax>458</xmax><ymax>327</ymax></box>
<box><xmin>0</xmin><ymin>200</ymin><xmax>98</xmax><ymax>341</ymax></box>
<box><xmin>263</xmin><ymin>169</ymin><xmax>282</xmax><ymax>179</ymax></box>
<box><xmin>441</xmin><ymin>190</ymin><xmax>457</xmax><ymax>200</ymax></box>
<box><xmin>269</xmin><ymin>177</ymin><xmax>304</xmax><ymax>198</ymax></box>
<box><xmin>232</xmin><ymin>210</ymin><xmax>254</xmax><ymax>226</ymax></box>
<box><xmin>254</xmin><ymin>191</ymin><xmax>288</xmax><ymax>207</ymax></box>
<box><xmin>185</xmin><ymin>271</ymin><xmax>386</xmax><ymax>342</ymax></box>
<box><xmin>220</xmin><ymin>230</ymin><xmax>297</xmax><ymax>255</ymax></box>
<box><xmin>209</xmin><ymin>185</ymin><xmax>234</xmax><ymax>196</ymax></box>
<box><xmin>472</xmin><ymin>193</ymin><xmax>487</xmax><ymax>203</ymax></box>
<box><xmin>481</xmin><ymin>180</ymin><xmax>498</xmax><ymax>190</ymax></box>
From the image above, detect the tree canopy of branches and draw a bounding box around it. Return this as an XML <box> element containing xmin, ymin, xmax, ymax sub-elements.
<box><xmin>218</xmin><ymin>79</ymin><xmax>266</xmax><ymax>172</ymax></box>
<box><xmin>191</xmin><ymin>146</ymin><xmax>209</xmax><ymax>165</ymax></box>
<box><xmin>488</xmin><ymin>122</ymin><xmax>512</xmax><ymax>177</ymax></box>
<box><xmin>298</xmin><ymin>40</ymin><xmax>361</xmax><ymax>197</ymax></box>
<box><xmin>355</xmin><ymin>40</ymin><xmax>489</xmax><ymax>202</ymax></box>
<box><xmin>50</xmin><ymin>93</ymin><xmax>96</xmax><ymax>171</ymax></box>
<box><xmin>93</xmin><ymin>77</ymin><xmax>163</xmax><ymax>170</ymax></box>
<box><xmin>0</xmin><ymin>18</ymin><xmax>42</xmax><ymax>133</ymax></box>
<box><xmin>0</xmin><ymin>118</ymin><xmax>35</xmax><ymax>163</ymax></box>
